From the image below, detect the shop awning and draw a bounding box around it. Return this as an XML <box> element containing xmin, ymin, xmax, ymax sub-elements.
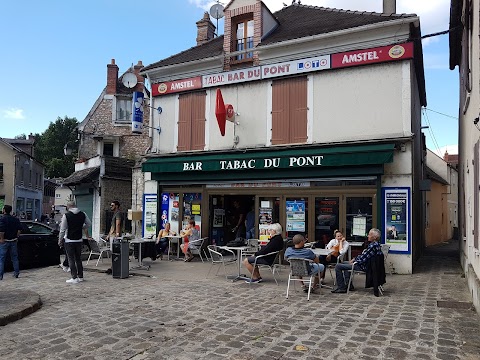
<box><xmin>142</xmin><ymin>143</ymin><xmax>395</xmax><ymax>182</ymax></box>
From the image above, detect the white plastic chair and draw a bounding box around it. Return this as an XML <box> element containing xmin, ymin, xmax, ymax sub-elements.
<box><xmin>206</xmin><ymin>245</ymin><xmax>237</xmax><ymax>279</ymax></box>
<box><xmin>86</xmin><ymin>238</ymin><xmax>111</xmax><ymax>266</ymax></box>
<box><xmin>189</xmin><ymin>237</ymin><xmax>209</xmax><ymax>262</ymax></box>
<box><xmin>286</xmin><ymin>258</ymin><xmax>321</xmax><ymax>301</ymax></box>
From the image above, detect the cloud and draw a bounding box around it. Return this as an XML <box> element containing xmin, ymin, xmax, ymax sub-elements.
<box><xmin>435</xmin><ymin>144</ymin><xmax>458</xmax><ymax>156</ymax></box>
<box><xmin>2</xmin><ymin>108</ymin><xmax>25</xmax><ymax>120</ymax></box>
<box><xmin>190</xmin><ymin>0</ymin><xmax>451</xmax><ymax>43</ymax></box>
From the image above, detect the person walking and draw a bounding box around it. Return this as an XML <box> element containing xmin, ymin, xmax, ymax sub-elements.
<box><xmin>58</xmin><ymin>200</ymin><xmax>92</xmax><ymax>284</ymax></box>
<box><xmin>0</xmin><ymin>205</ymin><xmax>23</xmax><ymax>280</ymax></box>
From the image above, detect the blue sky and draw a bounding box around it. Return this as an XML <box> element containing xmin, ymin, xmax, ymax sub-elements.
<box><xmin>0</xmin><ymin>0</ymin><xmax>458</xmax><ymax>156</ymax></box>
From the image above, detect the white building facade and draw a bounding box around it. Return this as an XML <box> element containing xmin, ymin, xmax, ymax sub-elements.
<box><xmin>141</xmin><ymin>0</ymin><xmax>427</xmax><ymax>274</ymax></box>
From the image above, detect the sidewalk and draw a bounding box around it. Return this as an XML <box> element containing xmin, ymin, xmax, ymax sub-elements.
<box><xmin>0</xmin><ymin>240</ymin><xmax>479</xmax><ymax>359</ymax></box>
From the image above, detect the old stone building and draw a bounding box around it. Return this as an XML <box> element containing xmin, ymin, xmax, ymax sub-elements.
<box><xmin>62</xmin><ymin>60</ymin><xmax>150</xmax><ymax>239</ymax></box>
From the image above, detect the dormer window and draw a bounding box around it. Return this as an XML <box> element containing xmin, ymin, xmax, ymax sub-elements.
<box><xmin>115</xmin><ymin>96</ymin><xmax>132</xmax><ymax>124</ymax></box>
<box><xmin>233</xmin><ymin>16</ymin><xmax>254</xmax><ymax>62</ymax></box>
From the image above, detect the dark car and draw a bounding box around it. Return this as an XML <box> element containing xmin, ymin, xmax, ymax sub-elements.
<box><xmin>4</xmin><ymin>221</ymin><xmax>61</xmax><ymax>272</ymax></box>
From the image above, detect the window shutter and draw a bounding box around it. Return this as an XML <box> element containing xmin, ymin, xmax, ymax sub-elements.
<box><xmin>271</xmin><ymin>79</ymin><xmax>290</xmax><ymax>145</ymax></box>
<box><xmin>177</xmin><ymin>93</ymin><xmax>193</xmax><ymax>151</ymax></box>
<box><xmin>191</xmin><ymin>92</ymin><xmax>206</xmax><ymax>150</ymax></box>
<box><xmin>290</xmin><ymin>77</ymin><xmax>308</xmax><ymax>144</ymax></box>
<box><xmin>474</xmin><ymin>140</ymin><xmax>479</xmax><ymax>249</ymax></box>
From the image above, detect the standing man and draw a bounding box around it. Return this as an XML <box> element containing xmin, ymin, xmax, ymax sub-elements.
<box><xmin>58</xmin><ymin>200</ymin><xmax>92</xmax><ymax>284</ymax></box>
<box><xmin>332</xmin><ymin>228</ymin><xmax>383</xmax><ymax>294</ymax></box>
<box><xmin>109</xmin><ymin>200</ymin><xmax>123</xmax><ymax>242</ymax></box>
<box><xmin>0</xmin><ymin>205</ymin><xmax>22</xmax><ymax>280</ymax></box>
<box><xmin>245</xmin><ymin>205</ymin><xmax>255</xmax><ymax>240</ymax></box>
<box><xmin>231</xmin><ymin>199</ymin><xmax>247</xmax><ymax>239</ymax></box>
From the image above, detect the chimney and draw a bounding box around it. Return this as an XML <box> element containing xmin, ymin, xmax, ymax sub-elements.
<box><xmin>133</xmin><ymin>60</ymin><xmax>144</xmax><ymax>92</ymax></box>
<box><xmin>196</xmin><ymin>12</ymin><xmax>216</xmax><ymax>46</ymax></box>
<box><xmin>106</xmin><ymin>59</ymin><xmax>119</xmax><ymax>95</ymax></box>
<box><xmin>383</xmin><ymin>0</ymin><xmax>396</xmax><ymax>14</ymax></box>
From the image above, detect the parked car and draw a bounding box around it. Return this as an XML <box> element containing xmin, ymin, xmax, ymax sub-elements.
<box><xmin>3</xmin><ymin>221</ymin><xmax>60</xmax><ymax>272</ymax></box>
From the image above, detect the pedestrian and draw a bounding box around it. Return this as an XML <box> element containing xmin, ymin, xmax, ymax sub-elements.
<box><xmin>0</xmin><ymin>205</ymin><xmax>23</xmax><ymax>280</ymax></box>
<box><xmin>58</xmin><ymin>200</ymin><xmax>92</xmax><ymax>284</ymax></box>
<box><xmin>105</xmin><ymin>200</ymin><xmax>123</xmax><ymax>274</ymax></box>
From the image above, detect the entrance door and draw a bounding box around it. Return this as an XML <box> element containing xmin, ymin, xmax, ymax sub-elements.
<box><xmin>314</xmin><ymin>196</ymin><xmax>340</xmax><ymax>247</ymax></box>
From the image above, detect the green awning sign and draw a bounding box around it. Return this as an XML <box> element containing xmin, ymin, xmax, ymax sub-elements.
<box><xmin>142</xmin><ymin>143</ymin><xmax>394</xmax><ymax>181</ymax></box>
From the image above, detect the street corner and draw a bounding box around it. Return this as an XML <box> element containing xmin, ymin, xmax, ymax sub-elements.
<box><xmin>0</xmin><ymin>289</ymin><xmax>42</xmax><ymax>326</ymax></box>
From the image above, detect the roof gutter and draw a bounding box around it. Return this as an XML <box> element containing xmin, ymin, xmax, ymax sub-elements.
<box><xmin>140</xmin><ymin>55</ymin><xmax>224</xmax><ymax>79</ymax></box>
<box><xmin>256</xmin><ymin>17</ymin><xmax>419</xmax><ymax>52</ymax></box>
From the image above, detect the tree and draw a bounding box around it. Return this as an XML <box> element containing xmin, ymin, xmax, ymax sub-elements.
<box><xmin>14</xmin><ymin>134</ymin><xmax>26</xmax><ymax>139</ymax></box>
<box><xmin>35</xmin><ymin>116</ymin><xmax>79</xmax><ymax>178</ymax></box>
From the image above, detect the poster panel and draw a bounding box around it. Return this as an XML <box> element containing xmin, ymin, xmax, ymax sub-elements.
<box><xmin>143</xmin><ymin>194</ymin><xmax>158</xmax><ymax>238</ymax></box>
<box><xmin>286</xmin><ymin>200</ymin><xmax>305</xmax><ymax>232</ymax></box>
<box><xmin>382</xmin><ymin>187</ymin><xmax>410</xmax><ymax>254</ymax></box>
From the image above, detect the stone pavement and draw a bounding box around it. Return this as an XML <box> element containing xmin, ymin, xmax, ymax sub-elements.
<box><xmin>0</xmin><ymin>240</ymin><xmax>479</xmax><ymax>360</ymax></box>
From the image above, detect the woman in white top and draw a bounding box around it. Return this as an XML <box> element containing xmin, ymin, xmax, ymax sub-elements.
<box><xmin>319</xmin><ymin>229</ymin><xmax>349</xmax><ymax>283</ymax></box>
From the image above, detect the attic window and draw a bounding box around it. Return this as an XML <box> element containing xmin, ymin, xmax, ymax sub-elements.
<box><xmin>233</xmin><ymin>16</ymin><xmax>254</xmax><ymax>62</ymax></box>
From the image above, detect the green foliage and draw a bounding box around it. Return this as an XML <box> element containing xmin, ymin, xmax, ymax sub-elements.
<box><xmin>35</xmin><ymin>116</ymin><xmax>79</xmax><ymax>178</ymax></box>
<box><xmin>14</xmin><ymin>134</ymin><xmax>27</xmax><ymax>139</ymax></box>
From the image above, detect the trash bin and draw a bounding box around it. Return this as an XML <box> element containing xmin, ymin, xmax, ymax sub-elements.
<box><xmin>112</xmin><ymin>239</ymin><xmax>129</xmax><ymax>279</ymax></box>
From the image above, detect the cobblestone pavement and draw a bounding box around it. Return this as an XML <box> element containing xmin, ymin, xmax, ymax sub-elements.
<box><xmin>1</xmin><ymin>241</ymin><xmax>480</xmax><ymax>360</ymax></box>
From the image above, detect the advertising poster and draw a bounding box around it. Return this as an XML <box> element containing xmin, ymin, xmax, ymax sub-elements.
<box><xmin>213</xmin><ymin>209</ymin><xmax>224</xmax><ymax>228</ymax></box>
<box><xmin>143</xmin><ymin>194</ymin><xmax>158</xmax><ymax>238</ymax></box>
<box><xmin>286</xmin><ymin>200</ymin><xmax>305</xmax><ymax>232</ymax></box>
<box><xmin>382</xmin><ymin>187</ymin><xmax>410</xmax><ymax>253</ymax></box>
<box><xmin>168</xmin><ymin>193</ymin><xmax>180</xmax><ymax>234</ymax></box>
<box><xmin>259</xmin><ymin>207</ymin><xmax>272</xmax><ymax>242</ymax></box>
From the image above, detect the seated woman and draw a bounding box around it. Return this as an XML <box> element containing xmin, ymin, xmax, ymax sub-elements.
<box><xmin>155</xmin><ymin>222</ymin><xmax>176</xmax><ymax>260</ymax></box>
<box><xmin>319</xmin><ymin>229</ymin><xmax>349</xmax><ymax>284</ymax></box>
<box><xmin>179</xmin><ymin>220</ymin><xmax>200</xmax><ymax>262</ymax></box>
<box><xmin>242</xmin><ymin>223</ymin><xmax>284</xmax><ymax>283</ymax></box>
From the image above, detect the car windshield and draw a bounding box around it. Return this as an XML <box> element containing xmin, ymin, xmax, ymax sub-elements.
<box><xmin>22</xmin><ymin>222</ymin><xmax>53</xmax><ymax>234</ymax></box>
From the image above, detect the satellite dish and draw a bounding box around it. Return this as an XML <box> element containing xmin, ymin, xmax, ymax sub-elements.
<box><xmin>122</xmin><ymin>73</ymin><xmax>138</xmax><ymax>88</ymax></box>
<box><xmin>209</xmin><ymin>3</ymin><xmax>225</xmax><ymax>19</ymax></box>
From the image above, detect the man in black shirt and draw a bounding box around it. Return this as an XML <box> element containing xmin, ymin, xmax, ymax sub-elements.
<box><xmin>0</xmin><ymin>205</ymin><xmax>22</xmax><ymax>280</ymax></box>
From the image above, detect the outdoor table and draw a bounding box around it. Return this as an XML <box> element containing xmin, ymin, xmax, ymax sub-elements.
<box><xmin>129</xmin><ymin>238</ymin><xmax>156</xmax><ymax>270</ymax></box>
<box><xmin>218</xmin><ymin>245</ymin><xmax>248</xmax><ymax>282</ymax></box>
<box><xmin>165</xmin><ymin>235</ymin><xmax>183</xmax><ymax>260</ymax></box>
<box><xmin>311</xmin><ymin>248</ymin><xmax>332</xmax><ymax>257</ymax></box>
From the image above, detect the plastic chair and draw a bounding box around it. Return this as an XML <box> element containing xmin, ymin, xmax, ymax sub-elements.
<box><xmin>249</xmin><ymin>250</ymin><xmax>281</xmax><ymax>285</ymax></box>
<box><xmin>286</xmin><ymin>258</ymin><xmax>321</xmax><ymax>301</ymax></box>
<box><xmin>86</xmin><ymin>238</ymin><xmax>111</xmax><ymax>266</ymax></box>
<box><xmin>206</xmin><ymin>245</ymin><xmax>237</xmax><ymax>279</ymax></box>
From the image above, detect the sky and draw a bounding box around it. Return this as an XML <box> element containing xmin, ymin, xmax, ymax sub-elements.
<box><xmin>0</xmin><ymin>0</ymin><xmax>458</xmax><ymax>156</ymax></box>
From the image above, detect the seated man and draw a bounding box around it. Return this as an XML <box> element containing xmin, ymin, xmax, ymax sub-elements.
<box><xmin>284</xmin><ymin>234</ymin><xmax>325</xmax><ymax>292</ymax></box>
<box><xmin>242</xmin><ymin>223</ymin><xmax>284</xmax><ymax>283</ymax></box>
<box><xmin>332</xmin><ymin>228</ymin><xmax>383</xmax><ymax>294</ymax></box>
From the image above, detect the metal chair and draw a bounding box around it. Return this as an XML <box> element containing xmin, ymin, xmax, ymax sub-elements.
<box><xmin>86</xmin><ymin>238</ymin><xmax>111</xmax><ymax>266</ymax></box>
<box><xmin>286</xmin><ymin>258</ymin><xmax>321</xmax><ymax>301</ymax></box>
<box><xmin>327</xmin><ymin>252</ymin><xmax>345</xmax><ymax>286</ymax></box>
<box><xmin>347</xmin><ymin>255</ymin><xmax>385</xmax><ymax>295</ymax></box>
<box><xmin>381</xmin><ymin>244</ymin><xmax>391</xmax><ymax>274</ymax></box>
<box><xmin>242</xmin><ymin>239</ymin><xmax>261</xmax><ymax>259</ymax></box>
<box><xmin>206</xmin><ymin>245</ymin><xmax>237</xmax><ymax>279</ymax></box>
<box><xmin>189</xmin><ymin>237</ymin><xmax>209</xmax><ymax>262</ymax></box>
<box><xmin>249</xmin><ymin>250</ymin><xmax>281</xmax><ymax>285</ymax></box>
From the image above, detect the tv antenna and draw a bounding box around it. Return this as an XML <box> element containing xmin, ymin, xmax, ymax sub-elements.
<box><xmin>209</xmin><ymin>2</ymin><xmax>225</xmax><ymax>37</ymax></box>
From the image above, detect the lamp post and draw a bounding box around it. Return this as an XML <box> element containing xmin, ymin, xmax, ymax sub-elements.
<box><xmin>63</xmin><ymin>143</ymin><xmax>73</xmax><ymax>156</ymax></box>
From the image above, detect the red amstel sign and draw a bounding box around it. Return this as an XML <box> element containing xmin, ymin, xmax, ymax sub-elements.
<box><xmin>331</xmin><ymin>42</ymin><xmax>414</xmax><ymax>69</ymax></box>
<box><xmin>152</xmin><ymin>76</ymin><xmax>202</xmax><ymax>96</ymax></box>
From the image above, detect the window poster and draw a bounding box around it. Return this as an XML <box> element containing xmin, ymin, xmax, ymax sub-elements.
<box><xmin>382</xmin><ymin>187</ymin><xmax>410</xmax><ymax>254</ymax></box>
<box><xmin>143</xmin><ymin>194</ymin><xmax>158</xmax><ymax>238</ymax></box>
<box><xmin>286</xmin><ymin>200</ymin><xmax>305</xmax><ymax>232</ymax></box>
<box><xmin>352</xmin><ymin>216</ymin><xmax>367</xmax><ymax>237</ymax></box>
<box><xmin>259</xmin><ymin>207</ymin><xmax>272</xmax><ymax>242</ymax></box>
<box><xmin>213</xmin><ymin>208</ymin><xmax>224</xmax><ymax>228</ymax></box>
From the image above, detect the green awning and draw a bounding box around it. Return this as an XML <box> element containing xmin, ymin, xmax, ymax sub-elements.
<box><xmin>142</xmin><ymin>143</ymin><xmax>394</xmax><ymax>182</ymax></box>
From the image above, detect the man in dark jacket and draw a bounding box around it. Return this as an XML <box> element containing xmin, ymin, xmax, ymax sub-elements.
<box><xmin>332</xmin><ymin>228</ymin><xmax>383</xmax><ymax>293</ymax></box>
<box><xmin>58</xmin><ymin>200</ymin><xmax>92</xmax><ymax>284</ymax></box>
<box><xmin>242</xmin><ymin>223</ymin><xmax>284</xmax><ymax>283</ymax></box>
<box><xmin>0</xmin><ymin>205</ymin><xmax>22</xmax><ymax>280</ymax></box>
